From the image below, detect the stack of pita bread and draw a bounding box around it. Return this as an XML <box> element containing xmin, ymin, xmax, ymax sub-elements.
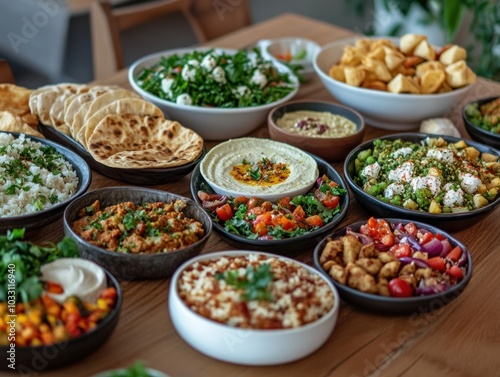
<box><xmin>29</xmin><ymin>84</ymin><xmax>204</xmax><ymax>169</ymax></box>
<box><xmin>0</xmin><ymin>84</ymin><xmax>44</xmax><ymax>137</ymax></box>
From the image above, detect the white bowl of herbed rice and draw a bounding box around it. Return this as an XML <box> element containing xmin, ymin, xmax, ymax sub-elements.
<box><xmin>128</xmin><ymin>48</ymin><xmax>299</xmax><ymax>140</ymax></box>
<box><xmin>0</xmin><ymin>132</ymin><xmax>91</xmax><ymax>232</ymax></box>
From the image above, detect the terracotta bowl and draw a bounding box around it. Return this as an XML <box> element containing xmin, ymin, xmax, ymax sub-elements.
<box><xmin>268</xmin><ymin>100</ymin><xmax>365</xmax><ymax>162</ymax></box>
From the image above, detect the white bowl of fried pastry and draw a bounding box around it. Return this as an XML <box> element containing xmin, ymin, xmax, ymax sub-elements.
<box><xmin>169</xmin><ymin>250</ymin><xmax>340</xmax><ymax>365</ymax></box>
<box><xmin>28</xmin><ymin>84</ymin><xmax>204</xmax><ymax>170</ymax></box>
<box><xmin>313</xmin><ymin>34</ymin><xmax>477</xmax><ymax>130</ymax></box>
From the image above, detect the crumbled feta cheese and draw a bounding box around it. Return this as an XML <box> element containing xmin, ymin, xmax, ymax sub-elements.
<box><xmin>161</xmin><ymin>77</ymin><xmax>174</xmax><ymax>96</ymax></box>
<box><xmin>443</xmin><ymin>188</ymin><xmax>464</xmax><ymax>207</ymax></box>
<box><xmin>249</xmin><ymin>69</ymin><xmax>268</xmax><ymax>89</ymax></box>
<box><xmin>426</xmin><ymin>149</ymin><xmax>454</xmax><ymax>163</ymax></box>
<box><xmin>201</xmin><ymin>55</ymin><xmax>216</xmax><ymax>71</ymax></box>
<box><xmin>211</xmin><ymin>66</ymin><xmax>226</xmax><ymax>83</ymax></box>
<box><xmin>384</xmin><ymin>183</ymin><xmax>405</xmax><ymax>199</ymax></box>
<box><xmin>388</xmin><ymin>161</ymin><xmax>414</xmax><ymax>182</ymax></box>
<box><xmin>410</xmin><ymin>175</ymin><xmax>442</xmax><ymax>196</ymax></box>
<box><xmin>187</xmin><ymin>59</ymin><xmax>200</xmax><ymax>67</ymax></box>
<box><xmin>392</xmin><ymin>147</ymin><xmax>413</xmax><ymax>158</ymax></box>
<box><xmin>361</xmin><ymin>162</ymin><xmax>381</xmax><ymax>180</ymax></box>
<box><xmin>233</xmin><ymin>85</ymin><xmax>250</xmax><ymax>98</ymax></box>
<box><xmin>176</xmin><ymin>93</ymin><xmax>192</xmax><ymax>105</ymax></box>
<box><xmin>459</xmin><ymin>172</ymin><xmax>482</xmax><ymax>194</ymax></box>
<box><xmin>181</xmin><ymin>64</ymin><xmax>198</xmax><ymax>82</ymax></box>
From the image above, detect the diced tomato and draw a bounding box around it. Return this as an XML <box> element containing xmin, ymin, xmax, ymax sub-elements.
<box><xmin>446</xmin><ymin>246</ymin><xmax>462</xmax><ymax>262</ymax></box>
<box><xmin>403</xmin><ymin>222</ymin><xmax>417</xmax><ymax>237</ymax></box>
<box><xmin>323</xmin><ymin>195</ymin><xmax>339</xmax><ymax>209</ymax></box>
<box><xmin>435</xmin><ymin>232</ymin><xmax>446</xmax><ymax>241</ymax></box>
<box><xmin>253</xmin><ymin>221</ymin><xmax>268</xmax><ymax>237</ymax></box>
<box><xmin>446</xmin><ymin>265</ymin><xmax>464</xmax><ymax>280</ymax></box>
<box><xmin>215</xmin><ymin>203</ymin><xmax>233</xmax><ymax>221</ymax></box>
<box><xmin>306</xmin><ymin>215</ymin><xmax>323</xmax><ymax>227</ymax></box>
<box><xmin>253</xmin><ymin>212</ymin><xmax>272</xmax><ymax>226</ymax></box>
<box><xmin>278</xmin><ymin>197</ymin><xmax>292</xmax><ymax>209</ymax></box>
<box><xmin>293</xmin><ymin>205</ymin><xmax>305</xmax><ymax>220</ymax></box>
<box><xmin>427</xmin><ymin>256</ymin><xmax>446</xmax><ymax>272</ymax></box>
<box><xmin>390</xmin><ymin>243</ymin><xmax>411</xmax><ymax>258</ymax></box>
<box><xmin>247</xmin><ymin>197</ymin><xmax>262</xmax><ymax>209</ymax></box>
<box><xmin>381</xmin><ymin>233</ymin><xmax>395</xmax><ymax>246</ymax></box>
<box><xmin>367</xmin><ymin>217</ymin><xmax>378</xmax><ymax>228</ymax></box>
<box><xmin>328</xmin><ymin>180</ymin><xmax>339</xmax><ymax>188</ymax></box>
<box><xmin>388</xmin><ymin>278</ymin><xmax>413</xmax><ymax>297</ymax></box>
<box><xmin>45</xmin><ymin>281</ymin><xmax>64</xmax><ymax>294</ymax></box>
<box><xmin>420</xmin><ymin>232</ymin><xmax>434</xmax><ymax>245</ymax></box>
<box><xmin>280</xmin><ymin>216</ymin><xmax>297</xmax><ymax>231</ymax></box>
<box><xmin>234</xmin><ymin>196</ymin><xmax>249</xmax><ymax>205</ymax></box>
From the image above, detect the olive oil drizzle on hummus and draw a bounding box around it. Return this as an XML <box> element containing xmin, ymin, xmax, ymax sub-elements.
<box><xmin>230</xmin><ymin>157</ymin><xmax>290</xmax><ymax>187</ymax></box>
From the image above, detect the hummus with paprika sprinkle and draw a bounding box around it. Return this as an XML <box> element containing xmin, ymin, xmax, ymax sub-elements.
<box><xmin>276</xmin><ymin>110</ymin><xmax>357</xmax><ymax>138</ymax></box>
<box><xmin>200</xmin><ymin>138</ymin><xmax>319</xmax><ymax>201</ymax></box>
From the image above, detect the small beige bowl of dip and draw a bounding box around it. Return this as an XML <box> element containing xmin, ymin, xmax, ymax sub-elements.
<box><xmin>268</xmin><ymin>100</ymin><xmax>365</xmax><ymax>162</ymax></box>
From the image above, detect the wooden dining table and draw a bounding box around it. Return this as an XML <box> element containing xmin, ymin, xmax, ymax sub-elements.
<box><xmin>24</xmin><ymin>13</ymin><xmax>500</xmax><ymax>377</ymax></box>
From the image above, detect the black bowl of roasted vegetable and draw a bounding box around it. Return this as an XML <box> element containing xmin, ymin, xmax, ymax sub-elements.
<box><xmin>313</xmin><ymin>218</ymin><xmax>472</xmax><ymax>314</ymax></box>
<box><xmin>343</xmin><ymin>133</ymin><xmax>500</xmax><ymax>230</ymax></box>
<box><xmin>463</xmin><ymin>96</ymin><xmax>500</xmax><ymax>150</ymax></box>
<box><xmin>0</xmin><ymin>230</ymin><xmax>122</xmax><ymax>371</ymax></box>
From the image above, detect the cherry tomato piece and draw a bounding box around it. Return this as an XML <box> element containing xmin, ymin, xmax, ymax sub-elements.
<box><xmin>323</xmin><ymin>195</ymin><xmax>339</xmax><ymax>209</ymax></box>
<box><xmin>306</xmin><ymin>215</ymin><xmax>323</xmax><ymax>227</ymax></box>
<box><xmin>390</xmin><ymin>243</ymin><xmax>411</xmax><ymax>258</ymax></box>
<box><xmin>215</xmin><ymin>203</ymin><xmax>233</xmax><ymax>221</ymax></box>
<box><xmin>446</xmin><ymin>246</ymin><xmax>462</xmax><ymax>262</ymax></box>
<box><xmin>446</xmin><ymin>265</ymin><xmax>464</xmax><ymax>280</ymax></box>
<box><xmin>388</xmin><ymin>278</ymin><xmax>413</xmax><ymax>297</ymax></box>
<box><xmin>427</xmin><ymin>256</ymin><xmax>446</xmax><ymax>272</ymax></box>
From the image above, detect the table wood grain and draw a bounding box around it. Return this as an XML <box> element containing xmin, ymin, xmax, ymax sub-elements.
<box><xmin>23</xmin><ymin>13</ymin><xmax>500</xmax><ymax>377</ymax></box>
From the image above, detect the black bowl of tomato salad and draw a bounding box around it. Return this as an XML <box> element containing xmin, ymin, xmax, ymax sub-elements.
<box><xmin>313</xmin><ymin>217</ymin><xmax>472</xmax><ymax>315</ymax></box>
<box><xmin>189</xmin><ymin>152</ymin><xmax>349</xmax><ymax>254</ymax></box>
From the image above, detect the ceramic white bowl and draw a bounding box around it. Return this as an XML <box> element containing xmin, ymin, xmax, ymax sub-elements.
<box><xmin>128</xmin><ymin>48</ymin><xmax>299</xmax><ymax>140</ymax></box>
<box><xmin>199</xmin><ymin>137</ymin><xmax>319</xmax><ymax>202</ymax></box>
<box><xmin>258</xmin><ymin>37</ymin><xmax>320</xmax><ymax>80</ymax></box>
<box><xmin>313</xmin><ymin>36</ymin><xmax>475</xmax><ymax>130</ymax></box>
<box><xmin>168</xmin><ymin>250</ymin><xmax>340</xmax><ymax>365</ymax></box>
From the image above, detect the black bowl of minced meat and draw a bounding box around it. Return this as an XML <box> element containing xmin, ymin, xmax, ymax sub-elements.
<box><xmin>63</xmin><ymin>186</ymin><xmax>212</xmax><ymax>280</ymax></box>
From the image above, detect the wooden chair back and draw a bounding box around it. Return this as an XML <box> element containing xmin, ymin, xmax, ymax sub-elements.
<box><xmin>0</xmin><ymin>59</ymin><xmax>16</xmax><ymax>84</ymax></box>
<box><xmin>90</xmin><ymin>0</ymin><xmax>251</xmax><ymax>80</ymax></box>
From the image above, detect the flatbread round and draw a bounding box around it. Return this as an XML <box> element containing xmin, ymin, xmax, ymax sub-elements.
<box><xmin>0</xmin><ymin>84</ymin><xmax>38</xmax><ymax>129</ymax></box>
<box><xmin>50</xmin><ymin>86</ymin><xmax>89</xmax><ymax>135</ymax></box>
<box><xmin>0</xmin><ymin>111</ymin><xmax>44</xmax><ymax>138</ymax></box>
<box><xmin>63</xmin><ymin>85</ymin><xmax>122</xmax><ymax>127</ymax></box>
<box><xmin>82</xmin><ymin>88</ymin><xmax>140</xmax><ymax>123</ymax></box>
<box><xmin>81</xmin><ymin>98</ymin><xmax>163</xmax><ymax>149</ymax></box>
<box><xmin>72</xmin><ymin>101</ymin><xmax>93</xmax><ymax>142</ymax></box>
<box><xmin>87</xmin><ymin>115</ymin><xmax>203</xmax><ymax>168</ymax></box>
<box><xmin>30</xmin><ymin>83</ymin><xmax>85</xmax><ymax>126</ymax></box>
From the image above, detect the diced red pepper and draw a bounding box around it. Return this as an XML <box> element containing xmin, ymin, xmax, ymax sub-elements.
<box><xmin>446</xmin><ymin>265</ymin><xmax>464</xmax><ymax>280</ymax></box>
<box><xmin>446</xmin><ymin>246</ymin><xmax>462</xmax><ymax>262</ymax></box>
<box><xmin>427</xmin><ymin>256</ymin><xmax>446</xmax><ymax>272</ymax></box>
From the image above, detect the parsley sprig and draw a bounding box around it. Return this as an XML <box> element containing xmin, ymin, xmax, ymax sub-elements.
<box><xmin>216</xmin><ymin>263</ymin><xmax>274</xmax><ymax>301</ymax></box>
<box><xmin>0</xmin><ymin>229</ymin><xmax>79</xmax><ymax>303</ymax></box>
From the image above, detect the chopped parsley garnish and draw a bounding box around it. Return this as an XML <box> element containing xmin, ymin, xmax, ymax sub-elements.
<box><xmin>216</xmin><ymin>263</ymin><xmax>274</xmax><ymax>301</ymax></box>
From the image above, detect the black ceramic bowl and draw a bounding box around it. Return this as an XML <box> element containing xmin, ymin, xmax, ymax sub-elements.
<box><xmin>63</xmin><ymin>187</ymin><xmax>212</xmax><ymax>280</ymax></box>
<box><xmin>344</xmin><ymin>133</ymin><xmax>500</xmax><ymax>231</ymax></box>
<box><xmin>189</xmin><ymin>152</ymin><xmax>349</xmax><ymax>254</ymax></box>
<box><xmin>40</xmin><ymin>125</ymin><xmax>205</xmax><ymax>185</ymax></box>
<box><xmin>0</xmin><ymin>132</ymin><xmax>91</xmax><ymax>233</ymax></box>
<box><xmin>462</xmin><ymin>96</ymin><xmax>500</xmax><ymax>150</ymax></box>
<box><xmin>1</xmin><ymin>267</ymin><xmax>122</xmax><ymax>371</ymax></box>
<box><xmin>313</xmin><ymin>218</ymin><xmax>472</xmax><ymax>315</ymax></box>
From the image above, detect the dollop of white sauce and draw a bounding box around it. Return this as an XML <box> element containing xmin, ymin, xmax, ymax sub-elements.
<box><xmin>41</xmin><ymin>258</ymin><xmax>107</xmax><ymax>304</ymax></box>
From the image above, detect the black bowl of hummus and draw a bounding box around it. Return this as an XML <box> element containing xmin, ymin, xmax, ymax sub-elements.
<box><xmin>344</xmin><ymin>133</ymin><xmax>500</xmax><ymax>230</ymax></box>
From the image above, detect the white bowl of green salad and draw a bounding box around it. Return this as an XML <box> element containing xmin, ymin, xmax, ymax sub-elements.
<box><xmin>344</xmin><ymin>133</ymin><xmax>500</xmax><ymax>229</ymax></box>
<box><xmin>129</xmin><ymin>48</ymin><xmax>299</xmax><ymax>140</ymax></box>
